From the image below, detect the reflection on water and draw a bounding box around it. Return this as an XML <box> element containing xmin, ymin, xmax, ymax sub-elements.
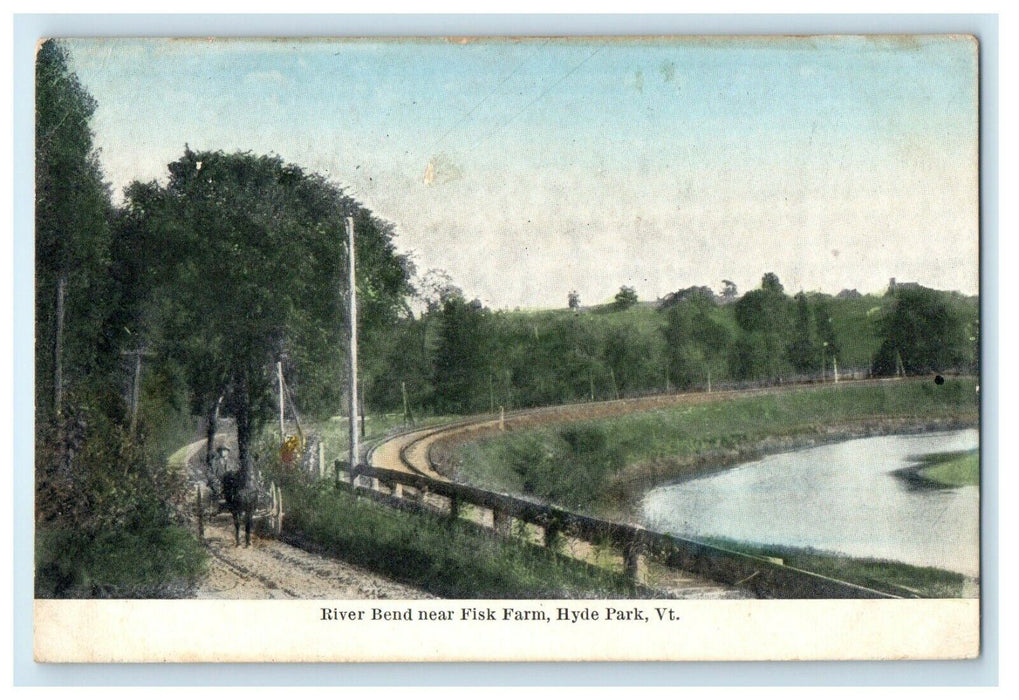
<box><xmin>641</xmin><ymin>430</ymin><xmax>979</xmax><ymax>577</ymax></box>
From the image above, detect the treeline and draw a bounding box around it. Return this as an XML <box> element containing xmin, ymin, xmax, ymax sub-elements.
<box><xmin>380</xmin><ymin>276</ymin><xmax>978</xmax><ymax>416</ymax></box>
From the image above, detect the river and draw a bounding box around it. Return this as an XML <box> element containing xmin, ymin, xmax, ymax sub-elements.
<box><xmin>641</xmin><ymin>429</ymin><xmax>980</xmax><ymax>577</ymax></box>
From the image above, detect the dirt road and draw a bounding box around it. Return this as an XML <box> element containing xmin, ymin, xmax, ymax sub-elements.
<box><xmin>180</xmin><ymin>435</ymin><xmax>432</xmax><ymax>599</ymax></box>
<box><xmin>195</xmin><ymin>515</ymin><xmax>432</xmax><ymax>599</ymax></box>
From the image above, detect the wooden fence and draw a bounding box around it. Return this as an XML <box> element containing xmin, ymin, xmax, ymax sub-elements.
<box><xmin>325</xmin><ymin>460</ymin><xmax>903</xmax><ymax>600</ymax></box>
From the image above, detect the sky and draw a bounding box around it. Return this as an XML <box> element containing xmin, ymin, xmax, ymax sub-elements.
<box><xmin>63</xmin><ymin>35</ymin><xmax>979</xmax><ymax>309</ymax></box>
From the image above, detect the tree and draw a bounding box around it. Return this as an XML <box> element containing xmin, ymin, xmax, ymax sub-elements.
<box><xmin>613</xmin><ymin>285</ymin><xmax>638</xmax><ymax>310</ymax></box>
<box><xmin>35</xmin><ymin>40</ymin><xmax>115</xmax><ymax>422</ymax></box>
<box><xmin>124</xmin><ymin>148</ymin><xmax>413</xmax><ymax>478</ymax></box>
<box><xmin>663</xmin><ymin>294</ymin><xmax>731</xmax><ymax>389</ymax></box>
<box><xmin>720</xmin><ymin>280</ymin><xmax>738</xmax><ymax>303</ymax></box>
<box><xmin>787</xmin><ymin>292</ymin><xmax>817</xmax><ymax>373</ymax></box>
<box><xmin>568</xmin><ymin>290</ymin><xmax>581</xmax><ymax>310</ymax></box>
<box><xmin>872</xmin><ymin>286</ymin><xmax>968</xmax><ymax>375</ymax></box>
<box><xmin>731</xmin><ymin>273</ymin><xmax>791</xmax><ymax>381</ymax></box>
<box><xmin>433</xmin><ymin>294</ymin><xmax>492</xmax><ymax>414</ymax></box>
<box><xmin>761</xmin><ymin>272</ymin><xmax>784</xmax><ymax>294</ymax></box>
<box><xmin>659</xmin><ymin>285</ymin><xmax>716</xmax><ymax>310</ymax></box>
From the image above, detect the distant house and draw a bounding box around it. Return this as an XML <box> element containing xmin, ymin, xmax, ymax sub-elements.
<box><xmin>887</xmin><ymin>278</ymin><xmax>921</xmax><ymax>295</ymax></box>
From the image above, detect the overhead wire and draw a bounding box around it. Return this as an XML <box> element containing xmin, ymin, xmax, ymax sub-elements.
<box><xmin>462</xmin><ymin>43</ymin><xmax>605</xmax><ymax>156</ymax></box>
<box><xmin>426</xmin><ymin>38</ymin><xmax>553</xmax><ymax>156</ymax></box>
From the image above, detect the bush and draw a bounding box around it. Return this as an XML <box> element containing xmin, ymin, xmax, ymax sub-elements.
<box><xmin>34</xmin><ymin>398</ymin><xmax>208</xmax><ymax>598</ymax></box>
<box><xmin>36</xmin><ymin>525</ymin><xmax>207</xmax><ymax>598</ymax></box>
<box><xmin>509</xmin><ymin>425</ymin><xmax>623</xmax><ymax>508</ymax></box>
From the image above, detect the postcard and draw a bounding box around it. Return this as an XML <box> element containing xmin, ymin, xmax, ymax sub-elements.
<box><xmin>32</xmin><ymin>35</ymin><xmax>980</xmax><ymax>662</ymax></box>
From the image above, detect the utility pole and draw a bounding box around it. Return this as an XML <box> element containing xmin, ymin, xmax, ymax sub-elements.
<box><xmin>401</xmin><ymin>380</ymin><xmax>413</xmax><ymax>426</ymax></box>
<box><xmin>277</xmin><ymin>360</ymin><xmax>286</xmax><ymax>442</ymax></box>
<box><xmin>346</xmin><ymin>216</ymin><xmax>359</xmax><ymax>484</ymax></box>
<box><xmin>121</xmin><ymin>347</ymin><xmax>154</xmax><ymax>437</ymax></box>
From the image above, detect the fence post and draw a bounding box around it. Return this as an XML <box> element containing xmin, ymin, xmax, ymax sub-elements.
<box><xmin>624</xmin><ymin>539</ymin><xmax>645</xmax><ymax>584</ymax></box>
<box><xmin>277</xmin><ymin>487</ymin><xmax>284</xmax><ymax>536</ymax></box>
<box><xmin>543</xmin><ymin>517</ymin><xmax>562</xmax><ymax>549</ymax></box>
<box><xmin>196</xmin><ymin>484</ymin><xmax>204</xmax><ymax>538</ymax></box>
<box><xmin>492</xmin><ymin>507</ymin><xmax>510</xmax><ymax>535</ymax></box>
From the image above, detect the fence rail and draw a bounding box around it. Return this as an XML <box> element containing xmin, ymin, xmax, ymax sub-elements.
<box><xmin>330</xmin><ymin>460</ymin><xmax>902</xmax><ymax>600</ymax></box>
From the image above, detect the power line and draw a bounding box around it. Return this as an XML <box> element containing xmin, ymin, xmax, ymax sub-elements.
<box><xmin>427</xmin><ymin>39</ymin><xmax>552</xmax><ymax>155</ymax></box>
<box><xmin>464</xmin><ymin>44</ymin><xmax>604</xmax><ymax>156</ymax></box>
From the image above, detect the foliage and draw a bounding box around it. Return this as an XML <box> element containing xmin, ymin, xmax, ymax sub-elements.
<box><xmin>662</xmin><ymin>292</ymin><xmax>731</xmax><ymax>389</ymax></box>
<box><xmin>659</xmin><ymin>285</ymin><xmax>716</xmax><ymax>309</ymax></box>
<box><xmin>35</xmin><ymin>39</ymin><xmax>115</xmax><ymax>422</ymax></box>
<box><xmin>120</xmin><ymin>148</ymin><xmax>413</xmax><ymax>471</ymax></box>
<box><xmin>731</xmin><ymin>273</ymin><xmax>792</xmax><ymax>380</ymax></box>
<box><xmin>787</xmin><ymin>292</ymin><xmax>817</xmax><ymax>373</ymax></box>
<box><xmin>433</xmin><ymin>294</ymin><xmax>493</xmax><ymax>413</ymax></box>
<box><xmin>35</xmin><ymin>40</ymin><xmax>206</xmax><ymax>598</ymax></box>
<box><xmin>568</xmin><ymin>290</ymin><xmax>581</xmax><ymax>310</ymax></box>
<box><xmin>613</xmin><ymin>285</ymin><xmax>639</xmax><ymax>310</ymax></box>
<box><xmin>506</xmin><ymin>425</ymin><xmax>625</xmax><ymax>509</ymax></box>
<box><xmin>872</xmin><ymin>286</ymin><xmax>969</xmax><ymax>375</ymax></box>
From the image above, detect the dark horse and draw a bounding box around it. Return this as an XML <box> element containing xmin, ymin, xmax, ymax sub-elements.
<box><xmin>221</xmin><ymin>469</ymin><xmax>258</xmax><ymax>547</ymax></box>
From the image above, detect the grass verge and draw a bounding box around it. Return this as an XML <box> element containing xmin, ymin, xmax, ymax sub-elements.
<box><xmin>280</xmin><ymin>480</ymin><xmax>637</xmax><ymax>598</ymax></box>
<box><xmin>697</xmin><ymin>537</ymin><xmax>972</xmax><ymax>598</ymax></box>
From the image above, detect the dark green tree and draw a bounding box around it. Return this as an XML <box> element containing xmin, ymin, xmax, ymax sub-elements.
<box><xmin>613</xmin><ymin>285</ymin><xmax>638</xmax><ymax>310</ymax></box>
<box><xmin>731</xmin><ymin>273</ymin><xmax>791</xmax><ymax>381</ymax></box>
<box><xmin>35</xmin><ymin>40</ymin><xmax>115</xmax><ymax>422</ymax></box>
<box><xmin>663</xmin><ymin>294</ymin><xmax>730</xmax><ymax>389</ymax></box>
<box><xmin>787</xmin><ymin>292</ymin><xmax>817</xmax><ymax>373</ymax></box>
<box><xmin>433</xmin><ymin>294</ymin><xmax>492</xmax><ymax>414</ymax></box>
<box><xmin>872</xmin><ymin>286</ymin><xmax>968</xmax><ymax>375</ymax></box>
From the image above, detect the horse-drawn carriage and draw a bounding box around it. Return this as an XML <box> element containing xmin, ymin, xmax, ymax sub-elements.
<box><xmin>195</xmin><ymin>447</ymin><xmax>285</xmax><ymax>546</ymax></box>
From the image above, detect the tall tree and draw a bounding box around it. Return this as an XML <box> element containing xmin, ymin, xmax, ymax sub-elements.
<box><xmin>433</xmin><ymin>295</ymin><xmax>492</xmax><ymax>414</ymax></box>
<box><xmin>663</xmin><ymin>294</ymin><xmax>731</xmax><ymax>389</ymax></box>
<box><xmin>731</xmin><ymin>273</ymin><xmax>791</xmax><ymax>381</ymax></box>
<box><xmin>35</xmin><ymin>40</ymin><xmax>115</xmax><ymax>421</ymax></box>
<box><xmin>787</xmin><ymin>292</ymin><xmax>817</xmax><ymax>373</ymax></box>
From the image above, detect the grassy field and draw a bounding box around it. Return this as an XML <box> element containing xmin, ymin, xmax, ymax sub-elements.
<box><xmin>911</xmin><ymin>449</ymin><xmax>980</xmax><ymax>488</ymax></box>
<box><xmin>453</xmin><ymin>378</ymin><xmax>980</xmax><ymax>513</ymax></box>
<box><xmin>279</xmin><ymin>480</ymin><xmax>637</xmax><ymax>598</ymax></box>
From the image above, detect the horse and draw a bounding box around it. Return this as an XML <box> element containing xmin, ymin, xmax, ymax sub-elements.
<box><xmin>221</xmin><ymin>469</ymin><xmax>258</xmax><ymax>547</ymax></box>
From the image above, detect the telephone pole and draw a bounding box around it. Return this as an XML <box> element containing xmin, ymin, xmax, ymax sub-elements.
<box><xmin>346</xmin><ymin>216</ymin><xmax>359</xmax><ymax>484</ymax></box>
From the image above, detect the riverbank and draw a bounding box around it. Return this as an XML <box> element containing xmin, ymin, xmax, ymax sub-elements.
<box><xmin>894</xmin><ymin>449</ymin><xmax>980</xmax><ymax>489</ymax></box>
<box><xmin>691</xmin><ymin>537</ymin><xmax>976</xmax><ymax>598</ymax></box>
<box><xmin>448</xmin><ymin>378</ymin><xmax>979</xmax><ymax>520</ymax></box>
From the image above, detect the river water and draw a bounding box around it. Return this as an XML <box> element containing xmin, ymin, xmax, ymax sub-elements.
<box><xmin>641</xmin><ymin>429</ymin><xmax>979</xmax><ymax>577</ymax></box>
